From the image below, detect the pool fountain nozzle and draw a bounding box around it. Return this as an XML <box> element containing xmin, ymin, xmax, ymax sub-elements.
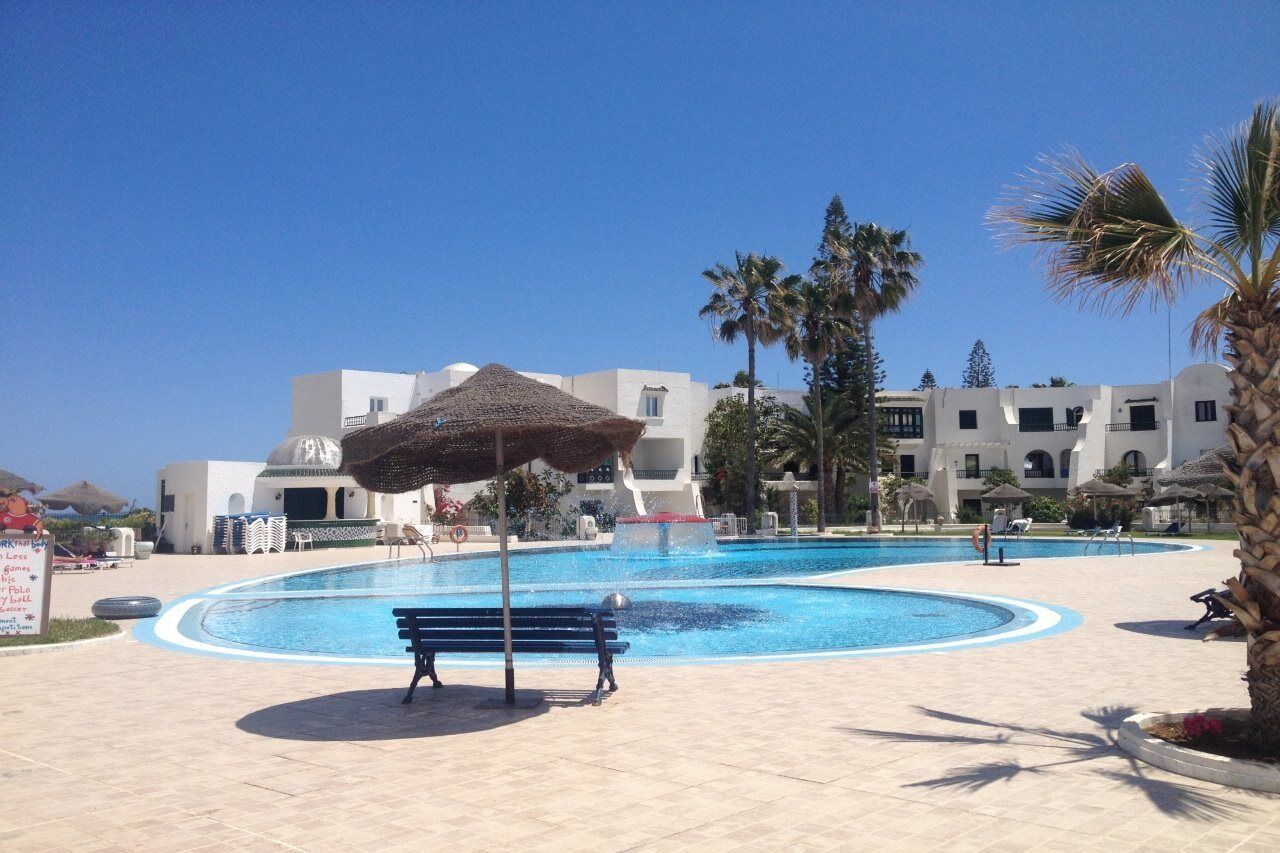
<box><xmin>601</xmin><ymin>592</ymin><xmax>632</xmax><ymax>611</ymax></box>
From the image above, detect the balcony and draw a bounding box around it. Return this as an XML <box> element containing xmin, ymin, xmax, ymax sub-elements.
<box><xmin>1022</xmin><ymin>469</ymin><xmax>1056</xmax><ymax>479</ymax></box>
<box><xmin>691</xmin><ymin>472</ymin><xmax>710</xmax><ymax>482</ymax></box>
<box><xmin>882</xmin><ymin>426</ymin><xmax>924</xmax><ymax>439</ymax></box>
<box><xmin>1018</xmin><ymin>422</ymin><xmax>1079</xmax><ymax>433</ymax></box>
<box><xmin>1105</xmin><ymin>421</ymin><xmax>1160</xmax><ymax>432</ymax></box>
<box><xmin>955</xmin><ymin>468</ymin><xmax>993</xmax><ymax>479</ymax></box>
<box><xmin>343</xmin><ymin>415</ymin><xmax>367</xmax><ymax>428</ymax></box>
<box><xmin>1095</xmin><ymin>467</ymin><xmax>1153</xmax><ymax>478</ymax></box>
<box><xmin>632</xmin><ymin>469</ymin><xmax>679</xmax><ymax>480</ymax></box>
<box><xmin>576</xmin><ymin>463</ymin><xmax>614</xmax><ymax>484</ymax></box>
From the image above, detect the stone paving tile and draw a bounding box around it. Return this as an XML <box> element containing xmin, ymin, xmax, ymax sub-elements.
<box><xmin>5</xmin><ymin>539</ymin><xmax>1280</xmax><ymax>850</ymax></box>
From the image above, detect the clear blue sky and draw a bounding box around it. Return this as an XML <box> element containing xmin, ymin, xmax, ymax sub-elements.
<box><xmin>4</xmin><ymin>2</ymin><xmax>1278</xmax><ymax>505</ymax></box>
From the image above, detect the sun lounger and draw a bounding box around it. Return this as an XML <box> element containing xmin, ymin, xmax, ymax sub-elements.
<box><xmin>1155</xmin><ymin>521</ymin><xmax>1185</xmax><ymax>536</ymax></box>
<box><xmin>1186</xmin><ymin>588</ymin><xmax>1234</xmax><ymax>630</ymax></box>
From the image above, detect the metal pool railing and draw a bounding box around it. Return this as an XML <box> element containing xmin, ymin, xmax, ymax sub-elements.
<box><xmin>1084</xmin><ymin>530</ymin><xmax>1136</xmax><ymax>556</ymax></box>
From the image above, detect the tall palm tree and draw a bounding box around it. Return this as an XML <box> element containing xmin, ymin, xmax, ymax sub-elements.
<box><xmin>779</xmin><ymin>277</ymin><xmax>856</xmax><ymax>531</ymax></box>
<box><xmin>700</xmin><ymin>252</ymin><xmax>799</xmax><ymax>532</ymax></box>
<box><xmin>823</xmin><ymin>224</ymin><xmax>923</xmax><ymax>531</ymax></box>
<box><xmin>990</xmin><ymin>103</ymin><xmax>1280</xmax><ymax>752</ymax></box>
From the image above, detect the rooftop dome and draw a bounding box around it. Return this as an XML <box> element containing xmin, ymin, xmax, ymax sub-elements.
<box><xmin>266</xmin><ymin>434</ymin><xmax>342</xmax><ymax>469</ymax></box>
<box><xmin>442</xmin><ymin>362</ymin><xmax>479</xmax><ymax>373</ymax></box>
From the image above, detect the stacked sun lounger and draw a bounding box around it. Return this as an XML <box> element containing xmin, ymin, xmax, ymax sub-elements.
<box><xmin>213</xmin><ymin>513</ymin><xmax>286</xmax><ymax>554</ymax></box>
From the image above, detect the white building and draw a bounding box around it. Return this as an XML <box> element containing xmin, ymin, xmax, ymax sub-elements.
<box><xmin>156</xmin><ymin>360</ymin><xmax>1231</xmax><ymax>549</ymax></box>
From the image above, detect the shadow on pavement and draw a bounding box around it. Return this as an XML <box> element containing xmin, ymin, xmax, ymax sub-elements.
<box><xmin>237</xmin><ymin>686</ymin><xmax>599</xmax><ymax>741</ymax></box>
<box><xmin>1113</xmin><ymin>620</ymin><xmax>1240</xmax><ymax>640</ymax></box>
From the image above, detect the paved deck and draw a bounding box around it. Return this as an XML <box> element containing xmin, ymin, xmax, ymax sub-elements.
<box><xmin>3</xmin><ymin>538</ymin><xmax>1278</xmax><ymax>851</ymax></box>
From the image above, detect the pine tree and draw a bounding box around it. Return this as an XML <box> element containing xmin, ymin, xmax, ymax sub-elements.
<box><xmin>817</xmin><ymin>195</ymin><xmax>851</xmax><ymax>261</ymax></box>
<box><xmin>962</xmin><ymin>340</ymin><xmax>995</xmax><ymax>388</ymax></box>
<box><xmin>916</xmin><ymin>369</ymin><xmax>937</xmax><ymax>390</ymax></box>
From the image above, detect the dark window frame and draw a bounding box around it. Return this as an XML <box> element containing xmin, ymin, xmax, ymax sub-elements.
<box><xmin>958</xmin><ymin>410</ymin><xmax>977</xmax><ymax>429</ymax></box>
<box><xmin>1194</xmin><ymin>400</ymin><xmax>1217</xmax><ymax>422</ymax></box>
<box><xmin>882</xmin><ymin>407</ymin><xmax>924</xmax><ymax>439</ymax></box>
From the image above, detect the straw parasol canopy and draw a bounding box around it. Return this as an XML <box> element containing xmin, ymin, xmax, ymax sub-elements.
<box><xmin>1071</xmin><ymin>478</ymin><xmax>1136</xmax><ymax>499</ymax></box>
<box><xmin>895</xmin><ymin>482</ymin><xmax>934</xmax><ymax>532</ymax></box>
<box><xmin>39</xmin><ymin>481</ymin><xmax>129</xmax><ymax>514</ymax></box>
<box><xmin>342</xmin><ymin>364</ymin><xmax>646</xmax><ymax>491</ymax></box>
<box><xmin>980</xmin><ymin>483</ymin><xmax>1034</xmax><ymax>503</ymax></box>
<box><xmin>1158</xmin><ymin>445</ymin><xmax>1232</xmax><ymax>487</ymax></box>
<box><xmin>340</xmin><ymin>363</ymin><xmax>645</xmax><ymax>706</ymax></box>
<box><xmin>0</xmin><ymin>469</ymin><xmax>43</xmax><ymax>494</ymax></box>
<box><xmin>1149</xmin><ymin>484</ymin><xmax>1200</xmax><ymax>527</ymax></box>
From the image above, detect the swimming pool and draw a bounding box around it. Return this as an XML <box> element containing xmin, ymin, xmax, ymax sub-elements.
<box><xmin>141</xmin><ymin>538</ymin><xmax>1187</xmax><ymax>664</ymax></box>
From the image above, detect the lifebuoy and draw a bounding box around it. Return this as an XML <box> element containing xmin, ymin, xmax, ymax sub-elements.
<box><xmin>971</xmin><ymin>525</ymin><xmax>988</xmax><ymax>554</ymax></box>
<box><xmin>449</xmin><ymin>525</ymin><xmax>469</xmax><ymax>544</ymax></box>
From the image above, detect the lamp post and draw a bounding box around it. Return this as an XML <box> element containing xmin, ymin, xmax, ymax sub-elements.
<box><xmin>782</xmin><ymin>471</ymin><xmax>799</xmax><ymax>538</ymax></box>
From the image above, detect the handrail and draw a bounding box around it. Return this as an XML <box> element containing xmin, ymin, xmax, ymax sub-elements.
<box><xmin>388</xmin><ymin>539</ymin><xmax>433</xmax><ymax>563</ymax></box>
<box><xmin>1084</xmin><ymin>529</ymin><xmax>1135</xmax><ymax>556</ymax></box>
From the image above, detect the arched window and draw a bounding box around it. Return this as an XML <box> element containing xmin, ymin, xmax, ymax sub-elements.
<box><xmin>1058</xmin><ymin>449</ymin><xmax>1071</xmax><ymax>479</ymax></box>
<box><xmin>1122</xmin><ymin>450</ymin><xmax>1147</xmax><ymax>476</ymax></box>
<box><xmin>1023</xmin><ymin>450</ymin><xmax>1053</xmax><ymax>478</ymax></box>
<box><xmin>227</xmin><ymin>493</ymin><xmax>245</xmax><ymax>514</ymax></box>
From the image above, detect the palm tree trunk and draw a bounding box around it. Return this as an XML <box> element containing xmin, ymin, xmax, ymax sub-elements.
<box><xmin>811</xmin><ymin>364</ymin><xmax>826</xmax><ymax>533</ymax></box>
<box><xmin>1224</xmin><ymin>296</ymin><xmax>1280</xmax><ymax>755</ymax></box>
<box><xmin>745</xmin><ymin>329</ymin><xmax>757</xmax><ymax>535</ymax></box>
<box><xmin>864</xmin><ymin>317</ymin><xmax>881</xmax><ymax>531</ymax></box>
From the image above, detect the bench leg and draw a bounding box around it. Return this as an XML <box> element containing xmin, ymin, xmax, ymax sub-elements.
<box><xmin>403</xmin><ymin>653</ymin><xmax>444</xmax><ymax>704</ymax></box>
<box><xmin>403</xmin><ymin>669</ymin><xmax>425</xmax><ymax>704</ymax></box>
<box><xmin>593</xmin><ymin>655</ymin><xmax>618</xmax><ymax>706</ymax></box>
<box><xmin>425</xmin><ymin>653</ymin><xmax>443</xmax><ymax>689</ymax></box>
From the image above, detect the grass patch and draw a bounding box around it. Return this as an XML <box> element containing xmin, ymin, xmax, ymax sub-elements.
<box><xmin>0</xmin><ymin>617</ymin><xmax>121</xmax><ymax>648</ymax></box>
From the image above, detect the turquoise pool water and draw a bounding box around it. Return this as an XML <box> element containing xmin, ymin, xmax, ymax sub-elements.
<box><xmin>144</xmin><ymin>538</ymin><xmax>1172</xmax><ymax>663</ymax></box>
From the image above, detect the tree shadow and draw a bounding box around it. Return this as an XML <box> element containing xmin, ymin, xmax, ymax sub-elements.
<box><xmin>1114</xmin><ymin>620</ymin><xmax>1241</xmax><ymax>640</ymax></box>
<box><xmin>847</xmin><ymin>704</ymin><xmax>1264</xmax><ymax>820</ymax></box>
<box><xmin>237</xmin><ymin>686</ymin><xmax>599</xmax><ymax>741</ymax></box>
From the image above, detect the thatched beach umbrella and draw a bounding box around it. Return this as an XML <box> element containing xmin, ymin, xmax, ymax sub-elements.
<box><xmin>1149</xmin><ymin>484</ymin><xmax>1200</xmax><ymax>527</ymax></box>
<box><xmin>981</xmin><ymin>483</ymin><xmax>1034</xmax><ymax>526</ymax></box>
<box><xmin>340</xmin><ymin>364</ymin><xmax>645</xmax><ymax>706</ymax></box>
<box><xmin>1071</xmin><ymin>478</ymin><xmax>1135</xmax><ymax>526</ymax></box>
<box><xmin>0</xmin><ymin>469</ymin><xmax>43</xmax><ymax>494</ymax></box>
<box><xmin>39</xmin><ymin>481</ymin><xmax>129</xmax><ymax>514</ymax></box>
<box><xmin>895</xmin><ymin>482</ymin><xmax>934</xmax><ymax>532</ymax></box>
<box><xmin>1158</xmin><ymin>445</ymin><xmax>1232</xmax><ymax>488</ymax></box>
<box><xmin>1195</xmin><ymin>484</ymin><xmax>1234</xmax><ymax>532</ymax></box>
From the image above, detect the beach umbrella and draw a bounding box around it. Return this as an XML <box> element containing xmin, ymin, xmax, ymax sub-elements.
<box><xmin>1149</xmin><ymin>485</ymin><xmax>1200</xmax><ymax>527</ymax></box>
<box><xmin>895</xmin><ymin>483</ymin><xmax>934</xmax><ymax>532</ymax></box>
<box><xmin>1071</xmin><ymin>478</ymin><xmax>1136</xmax><ymax>526</ymax></box>
<box><xmin>1158</xmin><ymin>445</ymin><xmax>1232</xmax><ymax>488</ymax></box>
<box><xmin>340</xmin><ymin>363</ymin><xmax>644</xmax><ymax>705</ymax></box>
<box><xmin>39</xmin><ymin>481</ymin><xmax>129</xmax><ymax>514</ymax></box>
<box><xmin>1195</xmin><ymin>484</ymin><xmax>1234</xmax><ymax>532</ymax></box>
<box><xmin>0</xmin><ymin>469</ymin><xmax>43</xmax><ymax>494</ymax></box>
<box><xmin>980</xmin><ymin>483</ymin><xmax>1033</xmax><ymax>526</ymax></box>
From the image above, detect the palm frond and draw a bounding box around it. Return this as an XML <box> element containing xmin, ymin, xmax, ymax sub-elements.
<box><xmin>1197</xmin><ymin>102</ymin><xmax>1280</xmax><ymax>267</ymax></box>
<box><xmin>990</xmin><ymin>154</ymin><xmax>1203</xmax><ymax>315</ymax></box>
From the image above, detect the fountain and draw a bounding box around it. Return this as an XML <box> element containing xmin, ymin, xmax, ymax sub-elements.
<box><xmin>610</xmin><ymin>512</ymin><xmax>720</xmax><ymax>558</ymax></box>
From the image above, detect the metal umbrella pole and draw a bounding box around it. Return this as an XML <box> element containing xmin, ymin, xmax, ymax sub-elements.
<box><xmin>495</xmin><ymin>429</ymin><xmax>515</xmax><ymax>706</ymax></box>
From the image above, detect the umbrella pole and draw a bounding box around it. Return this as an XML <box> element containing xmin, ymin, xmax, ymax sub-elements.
<box><xmin>495</xmin><ymin>429</ymin><xmax>515</xmax><ymax>706</ymax></box>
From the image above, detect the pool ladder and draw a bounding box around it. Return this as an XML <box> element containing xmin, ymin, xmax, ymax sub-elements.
<box><xmin>388</xmin><ymin>540</ymin><xmax>433</xmax><ymax>563</ymax></box>
<box><xmin>1084</xmin><ymin>530</ymin><xmax>1135</xmax><ymax>556</ymax></box>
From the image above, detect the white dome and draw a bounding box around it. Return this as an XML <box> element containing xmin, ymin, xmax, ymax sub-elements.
<box><xmin>442</xmin><ymin>362</ymin><xmax>479</xmax><ymax>373</ymax></box>
<box><xmin>266</xmin><ymin>434</ymin><xmax>342</xmax><ymax>468</ymax></box>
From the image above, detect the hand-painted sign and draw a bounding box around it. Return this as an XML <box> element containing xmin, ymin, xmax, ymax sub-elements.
<box><xmin>0</xmin><ymin>535</ymin><xmax>54</xmax><ymax>636</ymax></box>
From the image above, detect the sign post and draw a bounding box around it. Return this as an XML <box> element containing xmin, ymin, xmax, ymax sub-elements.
<box><xmin>0</xmin><ymin>534</ymin><xmax>54</xmax><ymax>637</ymax></box>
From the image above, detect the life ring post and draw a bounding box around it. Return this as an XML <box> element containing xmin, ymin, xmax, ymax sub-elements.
<box><xmin>449</xmin><ymin>525</ymin><xmax>469</xmax><ymax>551</ymax></box>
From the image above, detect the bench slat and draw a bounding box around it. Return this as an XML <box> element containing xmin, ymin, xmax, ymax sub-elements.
<box><xmin>397</xmin><ymin>616</ymin><xmax>615</xmax><ymax>630</ymax></box>
<box><xmin>393</xmin><ymin>607</ymin><xmax>613</xmax><ymax>618</ymax></box>
<box><xmin>405</xmin><ymin>641</ymin><xmax>629</xmax><ymax>654</ymax></box>
<box><xmin>399</xmin><ymin>629</ymin><xmax>618</xmax><ymax>641</ymax></box>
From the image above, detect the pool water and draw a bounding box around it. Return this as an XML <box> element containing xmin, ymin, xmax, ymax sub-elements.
<box><xmin>147</xmin><ymin>538</ymin><xmax>1181</xmax><ymax>663</ymax></box>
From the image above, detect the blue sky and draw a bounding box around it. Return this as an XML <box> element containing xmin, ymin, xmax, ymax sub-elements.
<box><xmin>4</xmin><ymin>2</ymin><xmax>1278</xmax><ymax>505</ymax></box>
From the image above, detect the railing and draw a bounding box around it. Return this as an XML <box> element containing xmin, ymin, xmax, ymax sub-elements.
<box><xmin>691</xmin><ymin>472</ymin><xmax>710</xmax><ymax>482</ymax></box>
<box><xmin>882</xmin><ymin>426</ymin><xmax>924</xmax><ymax>439</ymax></box>
<box><xmin>1022</xmin><ymin>470</ymin><xmax>1056</xmax><ymax>479</ymax></box>
<box><xmin>1105</xmin><ymin>421</ymin><xmax>1160</xmax><ymax>432</ymax></box>
<box><xmin>343</xmin><ymin>415</ymin><xmax>367</xmax><ymax>428</ymax></box>
<box><xmin>1018</xmin><ymin>422</ymin><xmax>1078</xmax><ymax>432</ymax></box>
<box><xmin>1094</xmin><ymin>467</ymin><xmax>1153</xmax><ymax>477</ymax></box>
<box><xmin>632</xmin><ymin>469</ymin><xmax>678</xmax><ymax>480</ymax></box>
<box><xmin>955</xmin><ymin>469</ymin><xmax>993</xmax><ymax>479</ymax></box>
<box><xmin>576</xmin><ymin>464</ymin><xmax>614</xmax><ymax>484</ymax></box>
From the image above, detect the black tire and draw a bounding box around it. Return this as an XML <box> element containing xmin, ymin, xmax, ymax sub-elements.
<box><xmin>91</xmin><ymin>596</ymin><xmax>162</xmax><ymax>619</ymax></box>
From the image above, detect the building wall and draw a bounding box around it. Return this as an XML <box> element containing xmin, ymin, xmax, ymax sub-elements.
<box><xmin>1171</xmin><ymin>363</ymin><xmax>1231</xmax><ymax>467</ymax></box>
<box><xmin>157</xmin><ymin>461</ymin><xmax>263</xmax><ymax>552</ymax></box>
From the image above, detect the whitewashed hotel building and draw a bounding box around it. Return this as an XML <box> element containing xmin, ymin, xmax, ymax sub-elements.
<box><xmin>156</xmin><ymin>360</ymin><xmax>1230</xmax><ymax>550</ymax></box>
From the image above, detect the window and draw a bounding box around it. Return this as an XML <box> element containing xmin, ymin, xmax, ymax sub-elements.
<box><xmin>964</xmin><ymin>454</ymin><xmax>980</xmax><ymax>477</ymax></box>
<box><xmin>1018</xmin><ymin>407</ymin><xmax>1054</xmax><ymax>432</ymax></box>
<box><xmin>643</xmin><ymin>394</ymin><xmax>662</xmax><ymax>418</ymax></box>
<box><xmin>1130</xmin><ymin>404</ymin><xmax>1157</xmax><ymax>429</ymax></box>
<box><xmin>882</xmin><ymin>407</ymin><xmax>923</xmax><ymax>438</ymax></box>
<box><xmin>1024</xmin><ymin>450</ymin><xmax>1054</xmax><ymax>478</ymax></box>
<box><xmin>1122</xmin><ymin>450</ymin><xmax>1147</xmax><ymax>476</ymax></box>
<box><xmin>899</xmin><ymin>454</ymin><xmax>915</xmax><ymax>476</ymax></box>
<box><xmin>958</xmin><ymin>410</ymin><xmax>977</xmax><ymax>429</ymax></box>
<box><xmin>692</xmin><ymin>454</ymin><xmax>702</xmax><ymax>474</ymax></box>
<box><xmin>1065</xmin><ymin>406</ymin><xmax>1084</xmax><ymax>427</ymax></box>
<box><xmin>1195</xmin><ymin>400</ymin><xmax>1217</xmax><ymax>422</ymax></box>
<box><xmin>369</xmin><ymin>397</ymin><xmax>387</xmax><ymax>413</ymax></box>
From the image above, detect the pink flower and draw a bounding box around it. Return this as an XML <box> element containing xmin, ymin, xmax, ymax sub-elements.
<box><xmin>1183</xmin><ymin>714</ymin><xmax>1224</xmax><ymax>738</ymax></box>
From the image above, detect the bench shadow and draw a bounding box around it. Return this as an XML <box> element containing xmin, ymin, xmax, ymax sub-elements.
<box><xmin>845</xmin><ymin>705</ymin><xmax>1267</xmax><ymax>820</ymax></box>
<box><xmin>237</xmin><ymin>686</ymin><xmax>599</xmax><ymax>741</ymax></box>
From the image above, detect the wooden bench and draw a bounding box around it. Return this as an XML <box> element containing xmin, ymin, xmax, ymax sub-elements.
<box><xmin>393</xmin><ymin>606</ymin><xmax>629</xmax><ymax>705</ymax></box>
<box><xmin>1186</xmin><ymin>588</ymin><xmax>1233</xmax><ymax>630</ymax></box>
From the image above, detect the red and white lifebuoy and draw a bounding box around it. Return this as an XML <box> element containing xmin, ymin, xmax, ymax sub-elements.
<box><xmin>971</xmin><ymin>525</ymin><xmax>988</xmax><ymax>554</ymax></box>
<box><xmin>449</xmin><ymin>525</ymin><xmax>469</xmax><ymax>544</ymax></box>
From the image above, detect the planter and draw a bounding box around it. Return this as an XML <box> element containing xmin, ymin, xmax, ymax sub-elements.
<box><xmin>1118</xmin><ymin>709</ymin><xmax>1280</xmax><ymax>794</ymax></box>
<box><xmin>135</xmin><ymin>541</ymin><xmax>154</xmax><ymax>559</ymax></box>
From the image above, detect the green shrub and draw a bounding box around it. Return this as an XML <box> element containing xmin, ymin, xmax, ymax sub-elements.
<box><xmin>1024</xmin><ymin>496</ymin><xmax>1065</xmax><ymax>523</ymax></box>
<box><xmin>957</xmin><ymin>506</ymin><xmax>983</xmax><ymax>525</ymax></box>
<box><xmin>800</xmin><ymin>499</ymin><xmax>819</xmax><ymax>525</ymax></box>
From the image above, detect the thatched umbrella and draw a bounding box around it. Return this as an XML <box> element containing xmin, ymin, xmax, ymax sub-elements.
<box><xmin>1158</xmin><ymin>445</ymin><xmax>1232</xmax><ymax>488</ymax></box>
<box><xmin>1149</xmin><ymin>484</ymin><xmax>1200</xmax><ymax>528</ymax></box>
<box><xmin>39</xmin><ymin>481</ymin><xmax>129</xmax><ymax>514</ymax></box>
<box><xmin>0</xmin><ymin>469</ymin><xmax>43</xmax><ymax>494</ymax></box>
<box><xmin>981</xmin><ymin>483</ymin><xmax>1033</xmax><ymax>527</ymax></box>
<box><xmin>340</xmin><ymin>363</ymin><xmax>644</xmax><ymax>705</ymax></box>
<box><xmin>1195</xmin><ymin>484</ymin><xmax>1234</xmax><ymax>532</ymax></box>
<box><xmin>895</xmin><ymin>482</ymin><xmax>934</xmax><ymax>533</ymax></box>
<box><xmin>1071</xmin><ymin>478</ymin><xmax>1136</xmax><ymax>527</ymax></box>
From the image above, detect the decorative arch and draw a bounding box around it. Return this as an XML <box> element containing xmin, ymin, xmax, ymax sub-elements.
<box><xmin>1023</xmin><ymin>450</ymin><xmax>1053</xmax><ymax>478</ymax></box>
<box><xmin>1058</xmin><ymin>449</ymin><xmax>1072</xmax><ymax>479</ymax></box>
<box><xmin>1122</xmin><ymin>450</ymin><xmax>1147</xmax><ymax>476</ymax></box>
<box><xmin>227</xmin><ymin>493</ymin><xmax>246</xmax><ymax>514</ymax></box>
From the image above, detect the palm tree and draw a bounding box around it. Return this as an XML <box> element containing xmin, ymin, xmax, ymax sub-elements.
<box><xmin>990</xmin><ymin>103</ymin><xmax>1280</xmax><ymax>753</ymax></box>
<box><xmin>700</xmin><ymin>253</ymin><xmax>799</xmax><ymax>532</ymax></box>
<box><xmin>823</xmin><ymin>224</ymin><xmax>923</xmax><ymax>531</ymax></box>
<box><xmin>779</xmin><ymin>277</ymin><xmax>856</xmax><ymax>531</ymax></box>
